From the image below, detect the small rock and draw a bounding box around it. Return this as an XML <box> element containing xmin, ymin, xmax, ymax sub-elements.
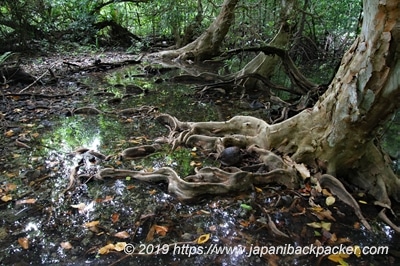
<box><xmin>219</xmin><ymin>146</ymin><xmax>241</xmax><ymax>166</ymax></box>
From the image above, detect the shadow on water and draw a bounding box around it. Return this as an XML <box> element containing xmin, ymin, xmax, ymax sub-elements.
<box><xmin>0</xmin><ymin>62</ymin><xmax>399</xmax><ymax>265</ymax></box>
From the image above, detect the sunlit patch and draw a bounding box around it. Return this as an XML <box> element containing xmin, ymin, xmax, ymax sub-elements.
<box><xmin>113</xmin><ymin>180</ymin><xmax>126</xmax><ymax>195</ymax></box>
<box><xmin>382</xmin><ymin>224</ymin><xmax>394</xmax><ymax>240</ymax></box>
<box><xmin>87</xmin><ymin>136</ymin><xmax>101</xmax><ymax>151</ymax></box>
<box><xmin>25</xmin><ymin>222</ymin><xmax>39</xmax><ymax>232</ymax></box>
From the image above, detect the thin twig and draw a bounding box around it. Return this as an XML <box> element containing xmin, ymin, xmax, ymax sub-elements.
<box><xmin>19</xmin><ymin>64</ymin><xmax>55</xmax><ymax>93</ymax></box>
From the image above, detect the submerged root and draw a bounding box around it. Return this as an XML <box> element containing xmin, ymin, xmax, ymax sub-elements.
<box><xmin>97</xmin><ymin>166</ymin><xmax>297</xmax><ymax>201</ymax></box>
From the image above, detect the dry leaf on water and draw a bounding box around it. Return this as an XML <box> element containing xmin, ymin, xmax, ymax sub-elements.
<box><xmin>321</xmin><ymin>221</ymin><xmax>332</xmax><ymax>231</ymax></box>
<box><xmin>307</xmin><ymin>222</ymin><xmax>322</xmax><ymax>229</ymax></box>
<box><xmin>98</xmin><ymin>243</ymin><xmax>115</xmax><ymax>255</ymax></box>
<box><xmin>148</xmin><ymin>189</ymin><xmax>157</xmax><ymax>195</ymax></box>
<box><xmin>71</xmin><ymin>203</ymin><xmax>86</xmax><ymax>211</ymax></box>
<box><xmin>111</xmin><ymin>213</ymin><xmax>120</xmax><ymax>223</ymax></box>
<box><xmin>197</xmin><ymin>233</ymin><xmax>210</xmax><ymax>244</ymax></box>
<box><xmin>145</xmin><ymin>225</ymin><xmax>156</xmax><ymax>242</ymax></box>
<box><xmin>4</xmin><ymin>130</ymin><xmax>14</xmax><ymax>137</ymax></box>
<box><xmin>114</xmin><ymin>231</ymin><xmax>130</xmax><ymax>239</ymax></box>
<box><xmin>95</xmin><ymin>195</ymin><xmax>113</xmax><ymax>203</ymax></box>
<box><xmin>311</xmin><ymin>207</ymin><xmax>336</xmax><ymax>221</ymax></box>
<box><xmin>18</xmin><ymin>237</ymin><xmax>29</xmax><ymax>249</ymax></box>
<box><xmin>60</xmin><ymin>241</ymin><xmax>73</xmax><ymax>249</ymax></box>
<box><xmin>16</xmin><ymin>198</ymin><xmax>37</xmax><ymax>205</ymax></box>
<box><xmin>239</xmin><ymin>220</ymin><xmax>250</xmax><ymax>227</ymax></box>
<box><xmin>154</xmin><ymin>225</ymin><xmax>168</xmax><ymax>236</ymax></box>
<box><xmin>254</xmin><ymin>187</ymin><xmax>263</xmax><ymax>193</ymax></box>
<box><xmin>317</xmin><ymin>209</ymin><xmax>336</xmax><ymax>221</ymax></box>
<box><xmin>1</xmin><ymin>195</ymin><xmax>12</xmax><ymax>202</ymax></box>
<box><xmin>327</xmin><ymin>253</ymin><xmax>349</xmax><ymax>265</ymax></box>
<box><xmin>114</xmin><ymin>242</ymin><xmax>127</xmax><ymax>251</ymax></box>
<box><xmin>84</xmin><ymin>220</ymin><xmax>100</xmax><ymax>228</ymax></box>
<box><xmin>4</xmin><ymin>183</ymin><xmax>17</xmax><ymax>191</ymax></box>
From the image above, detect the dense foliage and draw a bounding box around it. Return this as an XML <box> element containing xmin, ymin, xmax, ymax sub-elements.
<box><xmin>0</xmin><ymin>0</ymin><xmax>360</xmax><ymax>59</ymax></box>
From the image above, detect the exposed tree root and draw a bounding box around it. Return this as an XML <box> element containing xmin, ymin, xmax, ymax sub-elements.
<box><xmin>378</xmin><ymin>209</ymin><xmax>400</xmax><ymax>233</ymax></box>
<box><xmin>97</xmin><ymin>166</ymin><xmax>298</xmax><ymax>201</ymax></box>
<box><xmin>121</xmin><ymin>144</ymin><xmax>162</xmax><ymax>159</ymax></box>
<box><xmin>147</xmin><ymin>113</ymin><xmax>400</xmax><ymax>230</ymax></box>
<box><xmin>318</xmin><ymin>174</ymin><xmax>371</xmax><ymax>230</ymax></box>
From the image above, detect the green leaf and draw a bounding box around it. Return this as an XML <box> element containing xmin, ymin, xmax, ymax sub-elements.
<box><xmin>240</xmin><ymin>204</ymin><xmax>252</xmax><ymax>211</ymax></box>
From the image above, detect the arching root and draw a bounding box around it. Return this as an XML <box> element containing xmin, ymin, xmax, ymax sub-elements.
<box><xmin>378</xmin><ymin>209</ymin><xmax>400</xmax><ymax>233</ymax></box>
<box><xmin>97</xmin><ymin>166</ymin><xmax>298</xmax><ymax>201</ymax></box>
<box><xmin>318</xmin><ymin>174</ymin><xmax>371</xmax><ymax>230</ymax></box>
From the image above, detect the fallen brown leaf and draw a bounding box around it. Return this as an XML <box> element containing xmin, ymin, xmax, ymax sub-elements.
<box><xmin>114</xmin><ymin>231</ymin><xmax>130</xmax><ymax>239</ymax></box>
<box><xmin>16</xmin><ymin>198</ymin><xmax>37</xmax><ymax>205</ymax></box>
<box><xmin>84</xmin><ymin>220</ymin><xmax>100</xmax><ymax>228</ymax></box>
<box><xmin>154</xmin><ymin>225</ymin><xmax>168</xmax><ymax>236</ymax></box>
<box><xmin>60</xmin><ymin>241</ymin><xmax>73</xmax><ymax>249</ymax></box>
<box><xmin>114</xmin><ymin>242</ymin><xmax>127</xmax><ymax>251</ymax></box>
<box><xmin>18</xmin><ymin>237</ymin><xmax>29</xmax><ymax>249</ymax></box>
<box><xmin>4</xmin><ymin>130</ymin><xmax>14</xmax><ymax>137</ymax></box>
<box><xmin>98</xmin><ymin>243</ymin><xmax>115</xmax><ymax>255</ymax></box>
<box><xmin>239</xmin><ymin>220</ymin><xmax>250</xmax><ymax>227</ymax></box>
<box><xmin>313</xmin><ymin>208</ymin><xmax>336</xmax><ymax>221</ymax></box>
<box><xmin>70</xmin><ymin>203</ymin><xmax>86</xmax><ymax>212</ymax></box>
<box><xmin>1</xmin><ymin>195</ymin><xmax>12</xmax><ymax>202</ymax></box>
<box><xmin>111</xmin><ymin>213</ymin><xmax>120</xmax><ymax>223</ymax></box>
<box><xmin>197</xmin><ymin>233</ymin><xmax>210</xmax><ymax>244</ymax></box>
<box><xmin>148</xmin><ymin>189</ymin><xmax>157</xmax><ymax>195</ymax></box>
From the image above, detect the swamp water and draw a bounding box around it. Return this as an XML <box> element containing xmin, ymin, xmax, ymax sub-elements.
<box><xmin>0</xmin><ymin>63</ymin><xmax>399</xmax><ymax>265</ymax></box>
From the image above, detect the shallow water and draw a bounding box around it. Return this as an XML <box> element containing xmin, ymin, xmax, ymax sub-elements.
<box><xmin>0</xmin><ymin>62</ymin><xmax>399</xmax><ymax>265</ymax></box>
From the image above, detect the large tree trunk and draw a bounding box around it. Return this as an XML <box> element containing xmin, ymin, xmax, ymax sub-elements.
<box><xmin>148</xmin><ymin>0</ymin><xmax>239</xmax><ymax>62</ymax></box>
<box><xmin>265</xmin><ymin>0</ymin><xmax>400</xmax><ymax>205</ymax></box>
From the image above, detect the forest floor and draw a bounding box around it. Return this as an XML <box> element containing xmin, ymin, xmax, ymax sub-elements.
<box><xmin>0</xmin><ymin>51</ymin><xmax>399</xmax><ymax>266</ymax></box>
